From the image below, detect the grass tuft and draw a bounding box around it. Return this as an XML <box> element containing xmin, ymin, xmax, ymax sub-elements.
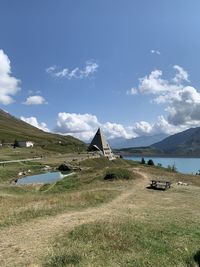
<box><xmin>104</xmin><ymin>168</ymin><xmax>134</xmax><ymax>180</ymax></box>
<box><xmin>44</xmin><ymin>251</ymin><xmax>81</xmax><ymax>267</ymax></box>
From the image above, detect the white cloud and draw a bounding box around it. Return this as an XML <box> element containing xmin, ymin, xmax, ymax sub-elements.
<box><xmin>126</xmin><ymin>88</ymin><xmax>137</xmax><ymax>95</ymax></box>
<box><xmin>54</xmin><ymin>112</ymin><xmax>189</xmax><ymax>142</ymax></box>
<box><xmin>54</xmin><ymin>112</ymin><xmax>134</xmax><ymax>142</ymax></box>
<box><xmin>173</xmin><ymin>65</ymin><xmax>189</xmax><ymax>83</ymax></box>
<box><xmin>46</xmin><ymin>60</ymin><xmax>98</xmax><ymax>80</ymax></box>
<box><xmin>54</xmin><ymin>112</ymin><xmax>100</xmax><ymax>141</ymax></box>
<box><xmin>46</xmin><ymin>65</ymin><xmax>56</xmax><ymax>74</ymax></box>
<box><xmin>150</xmin><ymin>49</ymin><xmax>161</xmax><ymax>55</ymax></box>
<box><xmin>137</xmin><ymin>69</ymin><xmax>178</xmax><ymax>95</ymax></box>
<box><xmin>102</xmin><ymin>122</ymin><xmax>133</xmax><ymax>139</ymax></box>
<box><xmin>131</xmin><ymin>65</ymin><xmax>200</xmax><ymax>128</ymax></box>
<box><xmin>20</xmin><ymin>116</ymin><xmax>49</xmax><ymax>132</ymax></box>
<box><xmin>0</xmin><ymin>49</ymin><xmax>20</xmax><ymax>105</ymax></box>
<box><xmin>23</xmin><ymin>95</ymin><xmax>47</xmax><ymax>105</ymax></box>
<box><xmin>132</xmin><ymin>116</ymin><xmax>186</xmax><ymax>136</ymax></box>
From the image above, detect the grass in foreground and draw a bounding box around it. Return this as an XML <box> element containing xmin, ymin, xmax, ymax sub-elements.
<box><xmin>44</xmin><ymin>219</ymin><xmax>200</xmax><ymax>267</ymax></box>
<box><xmin>44</xmin><ymin>184</ymin><xmax>200</xmax><ymax>267</ymax></box>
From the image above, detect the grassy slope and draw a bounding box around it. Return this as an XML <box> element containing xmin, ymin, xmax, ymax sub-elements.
<box><xmin>1</xmin><ymin>157</ymin><xmax>200</xmax><ymax>266</ymax></box>
<box><xmin>0</xmin><ymin>109</ymin><xmax>86</xmax><ymax>153</ymax></box>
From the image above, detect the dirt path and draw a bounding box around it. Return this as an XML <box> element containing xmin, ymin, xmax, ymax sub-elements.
<box><xmin>0</xmin><ymin>171</ymin><xmax>149</xmax><ymax>267</ymax></box>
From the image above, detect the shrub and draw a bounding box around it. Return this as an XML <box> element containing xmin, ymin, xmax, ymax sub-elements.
<box><xmin>104</xmin><ymin>168</ymin><xmax>133</xmax><ymax>180</ymax></box>
<box><xmin>58</xmin><ymin>164</ymin><xmax>71</xmax><ymax>171</ymax></box>
<box><xmin>147</xmin><ymin>159</ymin><xmax>154</xmax><ymax>166</ymax></box>
<box><xmin>141</xmin><ymin>157</ymin><xmax>145</xmax><ymax>164</ymax></box>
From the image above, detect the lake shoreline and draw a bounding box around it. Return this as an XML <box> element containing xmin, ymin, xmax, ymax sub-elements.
<box><xmin>125</xmin><ymin>156</ymin><xmax>200</xmax><ymax>175</ymax></box>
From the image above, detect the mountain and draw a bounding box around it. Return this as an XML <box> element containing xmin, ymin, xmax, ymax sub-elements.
<box><xmin>118</xmin><ymin>127</ymin><xmax>200</xmax><ymax>156</ymax></box>
<box><xmin>0</xmin><ymin>109</ymin><xmax>86</xmax><ymax>152</ymax></box>
<box><xmin>151</xmin><ymin>127</ymin><xmax>200</xmax><ymax>155</ymax></box>
<box><xmin>109</xmin><ymin>134</ymin><xmax>168</xmax><ymax>149</ymax></box>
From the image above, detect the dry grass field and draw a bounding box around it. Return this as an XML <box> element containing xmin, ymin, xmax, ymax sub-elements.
<box><xmin>0</xmin><ymin>156</ymin><xmax>200</xmax><ymax>266</ymax></box>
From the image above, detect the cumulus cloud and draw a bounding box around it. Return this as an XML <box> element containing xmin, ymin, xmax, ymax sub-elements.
<box><xmin>46</xmin><ymin>60</ymin><xmax>98</xmax><ymax>80</ymax></box>
<box><xmin>23</xmin><ymin>95</ymin><xmax>47</xmax><ymax>105</ymax></box>
<box><xmin>0</xmin><ymin>49</ymin><xmax>20</xmax><ymax>104</ymax></box>
<box><xmin>53</xmin><ymin>112</ymin><xmax>188</xmax><ymax>142</ymax></box>
<box><xmin>54</xmin><ymin>113</ymin><xmax>100</xmax><ymax>141</ymax></box>
<box><xmin>150</xmin><ymin>49</ymin><xmax>161</xmax><ymax>55</ymax></box>
<box><xmin>54</xmin><ymin>112</ymin><xmax>134</xmax><ymax>142</ymax></box>
<box><xmin>102</xmin><ymin>122</ymin><xmax>133</xmax><ymax>139</ymax></box>
<box><xmin>132</xmin><ymin>116</ymin><xmax>187</xmax><ymax>136</ymax></box>
<box><xmin>131</xmin><ymin>65</ymin><xmax>200</xmax><ymax>128</ymax></box>
<box><xmin>20</xmin><ymin>116</ymin><xmax>49</xmax><ymax>132</ymax></box>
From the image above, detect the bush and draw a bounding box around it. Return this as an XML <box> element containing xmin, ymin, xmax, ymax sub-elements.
<box><xmin>58</xmin><ymin>164</ymin><xmax>71</xmax><ymax>171</ymax></box>
<box><xmin>147</xmin><ymin>159</ymin><xmax>154</xmax><ymax>166</ymax></box>
<box><xmin>104</xmin><ymin>168</ymin><xmax>133</xmax><ymax>180</ymax></box>
<box><xmin>141</xmin><ymin>157</ymin><xmax>145</xmax><ymax>164</ymax></box>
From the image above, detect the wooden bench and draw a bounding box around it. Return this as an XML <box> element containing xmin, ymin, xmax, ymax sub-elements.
<box><xmin>149</xmin><ymin>180</ymin><xmax>171</xmax><ymax>190</ymax></box>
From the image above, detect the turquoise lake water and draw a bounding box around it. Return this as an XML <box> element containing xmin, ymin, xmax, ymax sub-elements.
<box><xmin>125</xmin><ymin>157</ymin><xmax>200</xmax><ymax>174</ymax></box>
<box><xmin>16</xmin><ymin>171</ymin><xmax>69</xmax><ymax>185</ymax></box>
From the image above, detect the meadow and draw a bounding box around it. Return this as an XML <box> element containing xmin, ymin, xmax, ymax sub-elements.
<box><xmin>0</xmin><ymin>150</ymin><xmax>200</xmax><ymax>267</ymax></box>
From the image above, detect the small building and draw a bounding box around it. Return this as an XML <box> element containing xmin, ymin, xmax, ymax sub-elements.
<box><xmin>17</xmin><ymin>141</ymin><xmax>34</xmax><ymax>148</ymax></box>
<box><xmin>88</xmin><ymin>128</ymin><xmax>115</xmax><ymax>160</ymax></box>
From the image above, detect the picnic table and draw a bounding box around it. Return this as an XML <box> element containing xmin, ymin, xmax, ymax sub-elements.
<box><xmin>149</xmin><ymin>180</ymin><xmax>171</xmax><ymax>190</ymax></box>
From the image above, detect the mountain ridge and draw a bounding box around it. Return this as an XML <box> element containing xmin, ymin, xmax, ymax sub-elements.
<box><xmin>109</xmin><ymin>134</ymin><xmax>168</xmax><ymax>149</ymax></box>
<box><xmin>117</xmin><ymin>126</ymin><xmax>200</xmax><ymax>156</ymax></box>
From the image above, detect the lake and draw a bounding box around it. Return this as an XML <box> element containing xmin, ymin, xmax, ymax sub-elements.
<box><xmin>125</xmin><ymin>156</ymin><xmax>200</xmax><ymax>174</ymax></box>
<box><xmin>16</xmin><ymin>171</ymin><xmax>72</xmax><ymax>185</ymax></box>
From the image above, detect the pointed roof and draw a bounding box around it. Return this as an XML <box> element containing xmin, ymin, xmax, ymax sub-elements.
<box><xmin>88</xmin><ymin>128</ymin><xmax>113</xmax><ymax>158</ymax></box>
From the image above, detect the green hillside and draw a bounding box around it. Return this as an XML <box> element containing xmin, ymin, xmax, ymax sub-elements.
<box><xmin>0</xmin><ymin>109</ymin><xmax>86</xmax><ymax>152</ymax></box>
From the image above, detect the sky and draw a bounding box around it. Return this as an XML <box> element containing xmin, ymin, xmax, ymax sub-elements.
<box><xmin>1</xmin><ymin>0</ymin><xmax>200</xmax><ymax>141</ymax></box>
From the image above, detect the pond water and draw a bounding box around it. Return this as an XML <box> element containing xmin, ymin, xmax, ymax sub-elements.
<box><xmin>16</xmin><ymin>171</ymin><xmax>71</xmax><ymax>185</ymax></box>
<box><xmin>125</xmin><ymin>156</ymin><xmax>200</xmax><ymax>174</ymax></box>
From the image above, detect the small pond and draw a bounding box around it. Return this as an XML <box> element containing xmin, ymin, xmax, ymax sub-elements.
<box><xmin>16</xmin><ymin>171</ymin><xmax>72</xmax><ymax>185</ymax></box>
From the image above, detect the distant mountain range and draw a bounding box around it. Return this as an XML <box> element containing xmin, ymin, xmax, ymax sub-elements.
<box><xmin>109</xmin><ymin>134</ymin><xmax>168</xmax><ymax>149</ymax></box>
<box><xmin>0</xmin><ymin>109</ymin><xmax>86</xmax><ymax>153</ymax></box>
<box><xmin>151</xmin><ymin>127</ymin><xmax>200</xmax><ymax>155</ymax></box>
<box><xmin>117</xmin><ymin>127</ymin><xmax>200</xmax><ymax>156</ymax></box>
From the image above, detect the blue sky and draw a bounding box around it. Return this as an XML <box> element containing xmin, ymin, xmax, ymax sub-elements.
<box><xmin>1</xmin><ymin>0</ymin><xmax>200</xmax><ymax>141</ymax></box>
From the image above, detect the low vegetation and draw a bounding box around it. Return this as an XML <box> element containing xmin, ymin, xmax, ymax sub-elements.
<box><xmin>0</xmin><ymin>189</ymin><xmax>119</xmax><ymax>229</ymax></box>
<box><xmin>44</xmin><ymin>172</ymin><xmax>200</xmax><ymax>267</ymax></box>
<box><xmin>104</xmin><ymin>167</ymin><xmax>134</xmax><ymax>180</ymax></box>
<box><xmin>1</xmin><ymin>155</ymin><xmax>200</xmax><ymax>266</ymax></box>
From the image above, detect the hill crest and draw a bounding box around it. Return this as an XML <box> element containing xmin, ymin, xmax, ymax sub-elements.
<box><xmin>0</xmin><ymin>109</ymin><xmax>86</xmax><ymax>152</ymax></box>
